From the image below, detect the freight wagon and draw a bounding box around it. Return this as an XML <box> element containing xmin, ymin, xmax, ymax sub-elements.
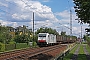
<box><xmin>56</xmin><ymin>35</ymin><xmax>76</xmax><ymax>43</ymax></box>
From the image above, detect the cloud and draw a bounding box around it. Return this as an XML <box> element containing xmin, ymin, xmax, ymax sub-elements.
<box><xmin>1</xmin><ymin>0</ymin><xmax>57</xmax><ymax>23</ymax></box>
<box><xmin>54</xmin><ymin>10</ymin><xmax>88</xmax><ymax>36</ymax></box>
<box><xmin>0</xmin><ymin>19</ymin><xmax>17</xmax><ymax>27</ymax></box>
<box><xmin>0</xmin><ymin>0</ymin><xmax>59</xmax><ymax>30</ymax></box>
<box><xmin>12</xmin><ymin>13</ymin><xmax>29</xmax><ymax>20</ymax></box>
<box><xmin>0</xmin><ymin>1</ymin><xmax>8</xmax><ymax>7</ymax></box>
<box><xmin>0</xmin><ymin>0</ymin><xmax>88</xmax><ymax>37</ymax></box>
<box><xmin>55</xmin><ymin>10</ymin><xmax>70</xmax><ymax>19</ymax></box>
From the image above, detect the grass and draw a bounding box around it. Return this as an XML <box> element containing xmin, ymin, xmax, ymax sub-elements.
<box><xmin>78</xmin><ymin>44</ymin><xmax>84</xmax><ymax>54</ymax></box>
<box><xmin>63</xmin><ymin>44</ymin><xmax>87</xmax><ymax>60</ymax></box>
<box><xmin>77</xmin><ymin>44</ymin><xmax>87</xmax><ymax>60</ymax></box>
<box><xmin>86</xmin><ymin>44</ymin><xmax>90</xmax><ymax>53</ymax></box>
<box><xmin>63</xmin><ymin>44</ymin><xmax>79</xmax><ymax>60</ymax></box>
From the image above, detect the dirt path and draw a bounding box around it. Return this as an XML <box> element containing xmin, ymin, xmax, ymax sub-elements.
<box><xmin>83</xmin><ymin>44</ymin><xmax>90</xmax><ymax>60</ymax></box>
<box><xmin>70</xmin><ymin>44</ymin><xmax>80</xmax><ymax>60</ymax></box>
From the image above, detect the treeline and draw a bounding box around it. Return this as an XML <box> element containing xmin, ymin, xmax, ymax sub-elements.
<box><xmin>0</xmin><ymin>25</ymin><xmax>59</xmax><ymax>44</ymax></box>
<box><xmin>36</xmin><ymin>27</ymin><xmax>59</xmax><ymax>35</ymax></box>
<box><xmin>0</xmin><ymin>25</ymin><xmax>78</xmax><ymax>51</ymax></box>
<box><xmin>0</xmin><ymin>25</ymin><xmax>34</xmax><ymax>44</ymax></box>
<box><xmin>0</xmin><ymin>26</ymin><xmax>12</xmax><ymax>44</ymax></box>
<box><xmin>0</xmin><ymin>25</ymin><xmax>77</xmax><ymax>45</ymax></box>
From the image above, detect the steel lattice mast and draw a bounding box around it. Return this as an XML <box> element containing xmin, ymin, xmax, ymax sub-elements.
<box><xmin>70</xmin><ymin>10</ymin><xmax>72</xmax><ymax>36</ymax></box>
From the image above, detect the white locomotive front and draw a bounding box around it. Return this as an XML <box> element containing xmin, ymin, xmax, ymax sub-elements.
<box><xmin>37</xmin><ymin>33</ymin><xmax>56</xmax><ymax>46</ymax></box>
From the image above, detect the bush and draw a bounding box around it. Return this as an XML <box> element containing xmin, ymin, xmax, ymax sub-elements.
<box><xmin>14</xmin><ymin>34</ymin><xmax>30</xmax><ymax>43</ymax></box>
<box><xmin>0</xmin><ymin>42</ymin><xmax>5</xmax><ymax>52</ymax></box>
<box><xmin>5</xmin><ymin>44</ymin><xmax>16</xmax><ymax>51</ymax></box>
<box><xmin>33</xmin><ymin>42</ymin><xmax>37</xmax><ymax>46</ymax></box>
<box><xmin>9</xmin><ymin>41</ymin><xmax>16</xmax><ymax>44</ymax></box>
<box><xmin>16</xmin><ymin>43</ymin><xmax>29</xmax><ymax>49</ymax></box>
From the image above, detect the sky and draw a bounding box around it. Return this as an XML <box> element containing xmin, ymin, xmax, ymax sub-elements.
<box><xmin>0</xmin><ymin>0</ymin><xmax>89</xmax><ymax>37</ymax></box>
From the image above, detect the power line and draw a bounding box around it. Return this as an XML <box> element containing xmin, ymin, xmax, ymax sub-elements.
<box><xmin>67</xmin><ymin>0</ymin><xmax>71</xmax><ymax>9</ymax></box>
<box><xmin>59</xmin><ymin>22</ymin><xmax>82</xmax><ymax>36</ymax></box>
<box><xmin>59</xmin><ymin>23</ymin><xmax>71</xmax><ymax>29</ymax></box>
<box><xmin>5</xmin><ymin>0</ymin><xmax>29</xmax><ymax>10</ymax></box>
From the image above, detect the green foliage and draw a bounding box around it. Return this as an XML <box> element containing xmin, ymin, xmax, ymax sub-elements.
<box><xmin>61</xmin><ymin>31</ymin><xmax>66</xmax><ymax>36</ymax></box>
<box><xmin>33</xmin><ymin>42</ymin><xmax>37</xmax><ymax>47</ymax></box>
<box><xmin>33</xmin><ymin>35</ymin><xmax>38</xmax><ymax>42</ymax></box>
<box><xmin>29</xmin><ymin>35</ymin><xmax>38</xmax><ymax>43</ymax></box>
<box><xmin>36</xmin><ymin>27</ymin><xmax>59</xmax><ymax>35</ymax></box>
<box><xmin>0</xmin><ymin>43</ymin><xmax>31</xmax><ymax>51</ymax></box>
<box><xmin>79</xmin><ymin>44</ymin><xmax>84</xmax><ymax>54</ymax></box>
<box><xmin>0</xmin><ymin>35</ymin><xmax>4</xmax><ymax>43</ymax></box>
<box><xmin>77</xmin><ymin>44</ymin><xmax>87</xmax><ymax>60</ymax></box>
<box><xmin>0</xmin><ymin>26</ymin><xmax>12</xmax><ymax>44</ymax></box>
<box><xmin>9</xmin><ymin>41</ymin><xmax>16</xmax><ymax>44</ymax></box>
<box><xmin>73</xmin><ymin>0</ymin><xmax>90</xmax><ymax>24</ymax></box>
<box><xmin>63</xmin><ymin>44</ymin><xmax>78</xmax><ymax>60</ymax></box>
<box><xmin>0</xmin><ymin>42</ymin><xmax>5</xmax><ymax>52</ymax></box>
<box><xmin>0</xmin><ymin>25</ymin><xmax>38</xmax><ymax>51</ymax></box>
<box><xmin>9</xmin><ymin>38</ymin><xmax>16</xmax><ymax>44</ymax></box>
<box><xmin>16</xmin><ymin>43</ymin><xmax>29</xmax><ymax>49</ymax></box>
<box><xmin>83</xmin><ymin>35</ymin><xmax>90</xmax><ymax>42</ymax></box>
<box><xmin>5</xmin><ymin>44</ymin><xmax>16</xmax><ymax>51</ymax></box>
<box><xmin>78</xmin><ymin>54</ymin><xmax>87</xmax><ymax>60</ymax></box>
<box><xmin>86</xmin><ymin>44</ymin><xmax>90</xmax><ymax>53</ymax></box>
<box><xmin>14</xmin><ymin>34</ymin><xmax>30</xmax><ymax>43</ymax></box>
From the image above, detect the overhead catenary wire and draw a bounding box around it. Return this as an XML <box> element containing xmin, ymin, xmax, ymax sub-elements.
<box><xmin>59</xmin><ymin>23</ymin><xmax>71</xmax><ymax>29</ymax></box>
<box><xmin>1</xmin><ymin>0</ymin><xmax>74</xmax><ymax>35</ymax></box>
<box><xmin>58</xmin><ymin>22</ymin><xmax>81</xmax><ymax>37</ymax></box>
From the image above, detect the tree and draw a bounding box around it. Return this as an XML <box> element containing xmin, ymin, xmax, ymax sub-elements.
<box><xmin>0</xmin><ymin>26</ymin><xmax>12</xmax><ymax>44</ymax></box>
<box><xmin>61</xmin><ymin>31</ymin><xmax>66</xmax><ymax>36</ymax></box>
<box><xmin>36</xmin><ymin>27</ymin><xmax>59</xmax><ymax>35</ymax></box>
<box><xmin>73</xmin><ymin>0</ymin><xmax>90</xmax><ymax>24</ymax></box>
<box><xmin>83</xmin><ymin>35</ymin><xmax>90</xmax><ymax>46</ymax></box>
<box><xmin>14</xmin><ymin>34</ymin><xmax>30</xmax><ymax>43</ymax></box>
<box><xmin>85</xmin><ymin>28</ymin><xmax>90</xmax><ymax>32</ymax></box>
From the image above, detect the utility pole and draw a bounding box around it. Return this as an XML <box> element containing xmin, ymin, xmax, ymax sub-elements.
<box><xmin>81</xmin><ymin>24</ymin><xmax>82</xmax><ymax>43</ymax></box>
<box><xmin>33</xmin><ymin>12</ymin><xmax>34</xmax><ymax>46</ymax></box>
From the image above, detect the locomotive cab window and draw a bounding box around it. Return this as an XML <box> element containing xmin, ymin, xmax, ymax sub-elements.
<box><xmin>39</xmin><ymin>34</ymin><xmax>46</xmax><ymax>37</ymax></box>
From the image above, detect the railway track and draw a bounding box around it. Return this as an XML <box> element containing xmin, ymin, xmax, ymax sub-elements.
<box><xmin>0</xmin><ymin>44</ymin><xmax>67</xmax><ymax>60</ymax></box>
